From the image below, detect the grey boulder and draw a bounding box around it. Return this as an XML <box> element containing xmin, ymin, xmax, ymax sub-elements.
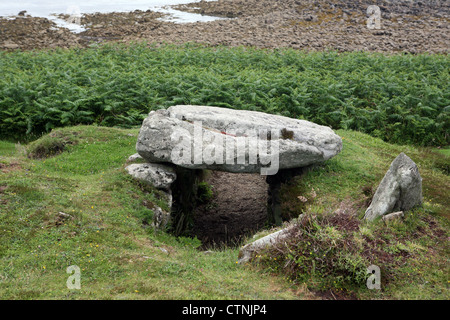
<box><xmin>152</xmin><ymin>205</ymin><xmax>171</xmax><ymax>229</ymax></box>
<box><xmin>127</xmin><ymin>153</ymin><xmax>143</xmax><ymax>162</ymax></box>
<box><xmin>136</xmin><ymin>105</ymin><xmax>342</xmax><ymax>174</ymax></box>
<box><xmin>238</xmin><ymin>225</ymin><xmax>295</xmax><ymax>264</ymax></box>
<box><xmin>364</xmin><ymin>153</ymin><xmax>422</xmax><ymax>221</ymax></box>
<box><xmin>125</xmin><ymin>163</ymin><xmax>177</xmax><ymax>190</ymax></box>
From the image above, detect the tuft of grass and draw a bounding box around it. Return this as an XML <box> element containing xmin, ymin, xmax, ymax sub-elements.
<box><xmin>0</xmin><ymin>141</ymin><xmax>16</xmax><ymax>156</ymax></box>
<box><xmin>196</xmin><ymin>181</ymin><xmax>214</xmax><ymax>205</ymax></box>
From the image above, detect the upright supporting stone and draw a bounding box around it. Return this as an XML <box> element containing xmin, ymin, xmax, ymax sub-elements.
<box><xmin>267</xmin><ymin>176</ymin><xmax>282</xmax><ymax>226</ymax></box>
<box><xmin>266</xmin><ymin>167</ymin><xmax>305</xmax><ymax>226</ymax></box>
<box><xmin>170</xmin><ymin>167</ymin><xmax>203</xmax><ymax>236</ymax></box>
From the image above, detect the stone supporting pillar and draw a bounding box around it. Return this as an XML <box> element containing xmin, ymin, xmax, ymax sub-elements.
<box><xmin>170</xmin><ymin>167</ymin><xmax>204</xmax><ymax>236</ymax></box>
<box><xmin>266</xmin><ymin>167</ymin><xmax>306</xmax><ymax>226</ymax></box>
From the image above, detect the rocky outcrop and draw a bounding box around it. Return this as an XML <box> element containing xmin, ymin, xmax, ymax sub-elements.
<box><xmin>364</xmin><ymin>153</ymin><xmax>422</xmax><ymax>221</ymax></box>
<box><xmin>2</xmin><ymin>0</ymin><xmax>448</xmax><ymax>54</ymax></box>
<box><xmin>167</xmin><ymin>0</ymin><xmax>449</xmax><ymax>54</ymax></box>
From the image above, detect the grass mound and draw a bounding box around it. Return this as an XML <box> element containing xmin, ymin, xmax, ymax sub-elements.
<box><xmin>26</xmin><ymin>130</ymin><xmax>80</xmax><ymax>159</ymax></box>
<box><xmin>0</xmin><ymin>125</ymin><xmax>448</xmax><ymax>300</ymax></box>
<box><xmin>254</xmin><ymin>206</ymin><xmax>447</xmax><ymax>298</ymax></box>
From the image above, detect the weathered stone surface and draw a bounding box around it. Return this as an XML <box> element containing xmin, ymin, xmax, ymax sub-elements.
<box><xmin>125</xmin><ymin>163</ymin><xmax>177</xmax><ymax>190</ymax></box>
<box><xmin>152</xmin><ymin>205</ymin><xmax>171</xmax><ymax>229</ymax></box>
<box><xmin>127</xmin><ymin>153</ymin><xmax>143</xmax><ymax>162</ymax></box>
<box><xmin>136</xmin><ymin>105</ymin><xmax>342</xmax><ymax>174</ymax></box>
<box><xmin>382</xmin><ymin>211</ymin><xmax>404</xmax><ymax>223</ymax></box>
<box><xmin>237</xmin><ymin>225</ymin><xmax>295</xmax><ymax>264</ymax></box>
<box><xmin>2</xmin><ymin>41</ymin><xmax>19</xmax><ymax>49</ymax></box>
<box><xmin>364</xmin><ymin>153</ymin><xmax>422</xmax><ymax>221</ymax></box>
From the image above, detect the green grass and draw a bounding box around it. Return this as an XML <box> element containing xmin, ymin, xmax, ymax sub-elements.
<box><xmin>435</xmin><ymin>147</ymin><xmax>450</xmax><ymax>157</ymax></box>
<box><xmin>0</xmin><ymin>125</ymin><xmax>448</xmax><ymax>299</ymax></box>
<box><xmin>0</xmin><ymin>126</ymin><xmax>302</xmax><ymax>300</ymax></box>
<box><xmin>1</xmin><ymin>43</ymin><xmax>449</xmax><ymax>146</ymax></box>
<box><xmin>0</xmin><ymin>141</ymin><xmax>16</xmax><ymax>157</ymax></box>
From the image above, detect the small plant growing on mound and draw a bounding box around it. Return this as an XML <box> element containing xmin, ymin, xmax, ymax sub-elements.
<box><xmin>26</xmin><ymin>130</ymin><xmax>79</xmax><ymax>159</ymax></box>
<box><xmin>196</xmin><ymin>181</ymin><xmax>214</xmax><ymax>205</ymax></box>
<box><xmin>254</xmin><ymin>211</ymin><xmax>368</xmax><ymax>292</ymax></box>
<box><xmin>252</xmin><ymin>202</ymin><xmax>447</xmax><ymax>298</ymax></box>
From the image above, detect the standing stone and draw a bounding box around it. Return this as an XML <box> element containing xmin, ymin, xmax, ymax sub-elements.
<box><xmin>364</xmin><ymin>153</ymin><xmax>422</xmax><ymax>221</ymax></box>
<box><xmin>170</xmin><ymin>167</ymin><xmax>204</xmax><ymax>236</ymax></box>
<box><xmin>266</xmin><ymin>167</ymin><xmax>305</xmax><ymax>226</ymax></box>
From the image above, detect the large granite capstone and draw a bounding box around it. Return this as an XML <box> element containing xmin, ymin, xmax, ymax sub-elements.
<box><xmin>136</xmin><ymin>105</ymin><xmax>342</xmax><ymax>174</ymax></box>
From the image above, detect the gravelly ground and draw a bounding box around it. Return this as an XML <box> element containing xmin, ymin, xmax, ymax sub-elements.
<box><xmin>1</xmin><ymin>0</ymin><xmax>449</xmax><ymax>53</ymax></box>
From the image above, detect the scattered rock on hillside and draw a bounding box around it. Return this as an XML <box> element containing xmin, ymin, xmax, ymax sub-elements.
<box><xmin>382</xmin><ymin>210</ymin><xmax>404</xmax><ymax>222</ymax></box>
<box><xmin>2</xmin><ymin>0</ymin><xmax>448</xmax><ymax>54</ymax></box>
<box><xmin>152</xmin><ymin>205</ymin><xmax>171</xmax><ymax>229</ymax></box>
<box><xmin>127</xmin><ymin>153</ymin><xmax>143</xmax><ymax>162</ymax></box>
<box><xmin>238</xmin><ymin>224</ymin><xmax>296</xmax><ymax>264</ymax></box>
<box><xmin>364</xmin><ymin>152</ymin><xmax>422</xmax><ymax>221</ymax></box>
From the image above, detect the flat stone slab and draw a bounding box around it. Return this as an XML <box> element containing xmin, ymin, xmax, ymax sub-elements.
<box><xmin>238</xmin><ymin>225</ymin><xmax>295</xmax><ymax>264</ymax></box>
<box><xmin>136</xmin><ymin>105</ymin><xmax>342</xmax><ymax>174</ymax></box>
<box><xmin>125</xmin><ymin>163</ymin><xmax>177</xmax><ymax>190</ymax></box>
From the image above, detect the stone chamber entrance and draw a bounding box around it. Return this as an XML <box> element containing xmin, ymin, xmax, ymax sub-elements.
<box><xmin>131</xmin><ymin>105</ymin><xmax>343</xmax><ymax>248</ymax></box>
<box><xmin>191</xmin><ymin>171</ymin><xmax>268</xmax><ymax>248</ymax></box>
<box><xmin>169</xmin><ymin>167</ymin><xmax>308</xmax><ymax>249</ymax></box>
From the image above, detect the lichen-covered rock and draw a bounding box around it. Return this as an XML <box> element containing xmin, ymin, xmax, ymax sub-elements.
<box><xmin>237</xmin><ymin>225</ymin><xmax>295</xmax><ymax>264</ymax></box>
<box><xmin>382</xmin><ymin>211</ymin><xmax>404</xmax><ymax>223</ymax></box>
<box><xmin>125</xmin><ymin>163</ymin><xmax>176</xmax><ymax>190</ymax></box>
<box><xmin>136</xmin><ymin>105</ymin><xmax>342</xmax><ymax>175</ymax></box>
<box><xmin>152</xmin><ymin>205</ymin><xmax>171</xmax><ymax>230</ymax></box>
<box><xmin>364</xmin><ymin>153</ymin><xmax>422</xmax><ymax>221</ymax></box>
<box><xmin>127</xmin><ymin>153</ymin><xmax>143</xmax><ymax>162</ymax></box>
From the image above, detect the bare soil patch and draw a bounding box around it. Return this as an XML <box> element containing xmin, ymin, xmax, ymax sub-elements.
<box><xmin>0</xmin><ymin>162</ymin><xmax>21</xmax><ymax>173</ymax></box>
